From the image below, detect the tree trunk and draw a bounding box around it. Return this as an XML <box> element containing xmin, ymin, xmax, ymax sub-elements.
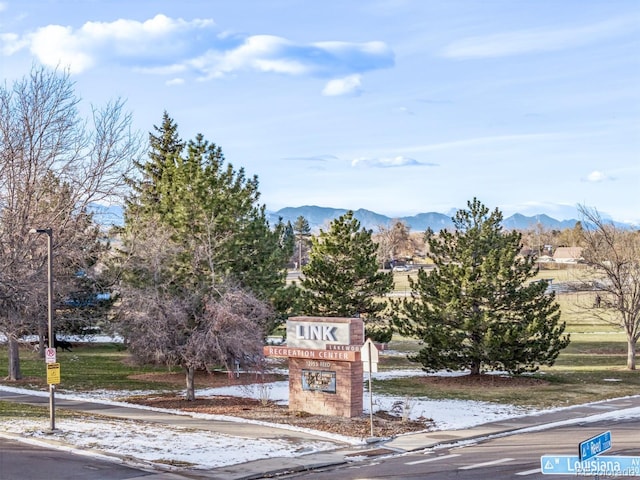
<box><xmin>627</xmin><ymin>338</ymin><xmax>637</xmax><ymax>370</ymax></box>
<box><xmin>38</xmin><ymin>324</ymin><xmax>46</xmax><ymax>359</ymax></box>
<box><xmin>470</xmin><ymin>360</ymin><xmax>481</xmax><ymax>376</ymax></box>
<box><xmin>7</xmin><ymin>336</ymin><xmax>22</xmax><ymax>380</ymax></box>
<box><xmin>185</xmin><ymin>366</ymin><xmax>196</xmax><ymax>401</ymax></box>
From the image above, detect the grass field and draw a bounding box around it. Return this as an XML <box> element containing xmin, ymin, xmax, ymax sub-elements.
<box><xmin>378</xmin><ymin>331</ymin><xmax>639</xmax><ymax>409</ymax></box>
<box><xmin>380</xmin><ymin>265</ymin><xmax>638</xmax><ymax>408</ymax></box>
<box><xmin>391</xmin><ymin>266</ymin><xmax>619</xmax><ymax>332</ymax></box>
<box><xmin>0</xmin><ymin>262</ymin><xmax>636</xmax><ymax>414</ymax></box>
<box><xmin>0</xmin><ymin>343</ymin><xmax>177</xmax><ymax>392</ymax></box>
<box><xmin>1</xmin><ymin>324</ymin><xmax>637</xmax><ymax>413</ymax></box>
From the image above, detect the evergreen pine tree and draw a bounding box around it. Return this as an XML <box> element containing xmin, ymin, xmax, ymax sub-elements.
<box><xmin>293</xmin><ymin>215</ymin><xmax>311</xmax><ymax>269</ymax></box>
<box><xmin>299</xmin><ymin>211</ymin><xmax>393</xmax><ymax>341</ymax></box>
<box><xmin>126</xmin><ymin>111</ymin><xmax>184</xmax><ymax>219</ymax></box>
<box><xmin>113</xmin><ymin>113</ymin><xmax>293</xmax><ymax>399</ymax></box>
<box><xmin>395</xmin><ymin>198</ymin><xmax>570</xmax><ymax>375</ymax></box>
<box><xmin>123</xmin><ymin>119</ymin><xmax>292</xmax><ymax>302</ymax></box>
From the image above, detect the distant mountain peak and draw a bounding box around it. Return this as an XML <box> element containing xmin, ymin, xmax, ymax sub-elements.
<box><xmin>267</xmin><ymin>205</ymin><xmax>584</xmax><ymax>232</ymax></box>
<box><xmin>90</xmin><ymin>203</ymin><xmax>633</xmax><ymax>232</ymax></box>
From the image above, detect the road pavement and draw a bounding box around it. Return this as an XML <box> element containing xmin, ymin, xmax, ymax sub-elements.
<box><xmin>1</xmin><ymin>389</ymin><xmax>640</xmax><ymax>480</ymax></box>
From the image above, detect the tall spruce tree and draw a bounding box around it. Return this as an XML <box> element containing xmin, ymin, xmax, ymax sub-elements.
<box><xmin>114</xmin><ymin>114</ymin><xmax>293</xmax><ymax>398</ymax></box>
<box><xmin>124</xmin><ymin>119</ymin><xmax>292</xmax><ymax>299</ymax></box>
<box><xmin>299</xmin><ymin>211</ymin><xmax>393</xmax><ymax>341</ymax></box>
<box><xmin>125</xmin><ymin>111</ymin><xmax>184</xmax><ymax>222</ymax></box>
<box><xmin>394</xmin><ymin>198</ymin><xmax>570</xmax><ymax>375</ymax></box>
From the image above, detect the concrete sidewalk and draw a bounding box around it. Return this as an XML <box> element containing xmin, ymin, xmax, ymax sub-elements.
<box><xmin>1</xmin><ymin>389</ymin><xmax>639</xmax><ymax>480</ymax></box>
<box><xmin>0</xmin><ymin>389</ymin><xmax>334</xmax><ymax>444</ymax></box>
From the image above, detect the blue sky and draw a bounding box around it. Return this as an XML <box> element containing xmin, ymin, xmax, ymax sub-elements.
<box><xmin>1</xmin><ymin>1</ymin><xmax>638</xmax><ymax>223</ymax></box>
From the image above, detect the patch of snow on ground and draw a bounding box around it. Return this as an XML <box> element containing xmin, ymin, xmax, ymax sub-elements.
<box><xmin>0</xmin><ymin>374</ymin><xmax>537</xmax><ymax>470</ymax></box>
<box><xmin>5</xmin><ymin>375</ymin><xmax>638</xmax><ymax>471</ymax></box>
<box><xmin>196</xmin><ymin>379</ymin><xmax>534</xmax><ymax>430</ymax></box>
<box><xmin>1</xmin><ymin>416</ymin><xmax>339</xmax><ymax>469</ymax></box>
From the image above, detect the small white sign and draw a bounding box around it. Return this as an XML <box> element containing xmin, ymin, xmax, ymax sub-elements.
<box><xmin>361</xmin><ymin>338</ymin><xmax>379</xmax><ymax>372</ymax></box>
<box><xmin>45</xmin><ymin>347</ymin><xmax>56</xmax><ymax>364</ymax></box>
<box><xmin>360</xmin><ymin>338</ymin><xmax>379</xmax><ymax>362</ymax></box>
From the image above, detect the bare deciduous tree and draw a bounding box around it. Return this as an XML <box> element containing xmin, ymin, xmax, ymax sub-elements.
<box><xmin>113</xmin><ymin>216</ymin><xmax>272</xmax><ymax>401</ymax></box>
<box><xmin>0</xmin><ymin>66</ymin><xmax>142</xmax><ymax>380</ymax></box>
<box><xmin>375</xmin><ymin>219</ymin><xmax>412</xmax><ymax>268</ymax></box>
<box><xmin>577</xmin><ymin>206</ymin><xmax>640</xmax><ymax>370</ymax></box>
<box><xmin>121</xmin><ymin>285</ymin><xmax>272</xmax><ymax>401</ymax></box>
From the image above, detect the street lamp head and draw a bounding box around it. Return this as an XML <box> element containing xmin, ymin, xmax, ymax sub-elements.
<box><xmin>29</xmin><ymin>228</ymin><xmax>52</xmax><ymax>235</ymax></box>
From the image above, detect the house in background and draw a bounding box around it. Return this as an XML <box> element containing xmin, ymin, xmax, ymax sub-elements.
<box><xmin>553</xmin><ymin>246</ymin><xmax>584</xmax><ymax>263</ymax></box>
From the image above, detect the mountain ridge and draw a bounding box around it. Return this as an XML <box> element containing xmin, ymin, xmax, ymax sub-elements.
<box><xmin>90</xmin><ymin>203</ymin><xmax>634</xmax><ymax>232</ymax></box>
<box><xmin>267</xmin><ymin>205</ymin><xmax>583</xmax><ymax>232</ymax></box>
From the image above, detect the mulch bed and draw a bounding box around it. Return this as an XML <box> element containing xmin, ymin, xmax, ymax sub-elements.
<box><xmin>126</xmin><ymin>371</ymin><xmax>432</xmax><ymax>438</ymax></box>
<box><xmin>123</xmin><ymin>371</ymin><xmax>547</xmax><ymax>438</ymax></box>
<box><xmin>125</xmin><ymin>393</ymin><xmax>432</xmax><ymax>438</ymax></box>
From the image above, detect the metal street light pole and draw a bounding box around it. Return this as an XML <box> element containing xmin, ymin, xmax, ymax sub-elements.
<box><xmin>30</xmin><ymin>227</ymin><xmax>55</xmax><ymax>431</ymax></box>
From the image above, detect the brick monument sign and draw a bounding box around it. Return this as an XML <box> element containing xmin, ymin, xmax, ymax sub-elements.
<box><xmin>264</xmin><ymin>316</ymin><xmax>364</xmax><ymax>418</ymax></box>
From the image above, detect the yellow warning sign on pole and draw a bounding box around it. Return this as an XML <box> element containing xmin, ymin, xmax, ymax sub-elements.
<box><xmin>46</xmin><ymin>363</ymin><xmax>60</xmax><ymax>385</ymax></box>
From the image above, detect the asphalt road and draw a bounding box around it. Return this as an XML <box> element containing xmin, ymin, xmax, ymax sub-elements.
<box><xmin>0</xmin><ymin>437</ymin><xmax>155</xmax><ymax>480</ymax></box>
<box><xmin>283</xmin><ymin>418</ymin><xmax>640</xmax><ymax>479</ymax></box>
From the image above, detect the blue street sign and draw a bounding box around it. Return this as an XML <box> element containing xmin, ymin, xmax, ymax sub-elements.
<box><xmin>541</xmin><ymin>455</ymin><xmax>640</xmax><ymax>476</ymax></box>
<box><xmin>579</xmin><ymin>431</ymin><xmax>611</xmax><ymax>461</ymax></box>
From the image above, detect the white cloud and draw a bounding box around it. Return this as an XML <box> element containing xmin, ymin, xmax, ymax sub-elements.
<box><xmin>210</xmin><ymin>35</ymin><xmax>308</xmax><ymax>76</ymax></box>
<box><xmin>396</xmin><ymin>133</ymin><xmax>575</xmax><ymax>154</ymax></box>
<box><xmin>351</xmin><ymin>155</ymin><xmax>425</xmax><ymax>168</ymax></box>
<box><xmin>395</xmin><ymin>106</ymin><xmax>414</xmax><ymax>115</ymax></box>
<box><xmin>284</xmin><ymin>154</ymin><xmax>338</xmax><ymax>163</ymax></box>
<box><xmin>322</xmin><ymin>74</ymin><xmax>362</xmax><ymax>96</ymax></box>
<box><xmin>442</xmin><ymin>16</ymin><xmax>639</xmax><ymax>59</ymax></box>
<box><xmin>585</xmin><ymin>170</ymin><xmax>611</xmax><ymax>182</ymax></box>
<box><xmin>166</xmin><ymin>77</ymin><xmax>185</xmax><ymax>86</ymax></box>
<box><xmin>30</xmin><ymin>25</ymin><xmax>95</xmax><ymax>72</ymax></box>
<box><xmin>4</xmin><ymin>14</ymin><xmax>392</xmax><ymax>85</ymax></box>
<box><xmin>197</xmin><ymin>37</ymin><xmax>392</xmax><ymax>81</ymax></box>
<box><xmin>0</xmin><ymin>32</ymin><xmax>27</xmax><ymax>55</ymax></box>
<box><xmin>26</xmin><ymin>14</ymin><xmax>216</xmax><ymax>73</ymax></box>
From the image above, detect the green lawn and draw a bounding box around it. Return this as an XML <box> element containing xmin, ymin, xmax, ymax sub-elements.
<box><xmin>391</xmin><ymin>265</ymin><xmax>622</xmax><ymax>333</ymax></box>
<box><xmin>1</xmin><ymin>267</ymin><xmax>637</xmax><ymax>414</ymax></box>
<box><xmin>0</xmin><ymin>343</ymin><xmax>178</xmax><ymax>392</ymax></box>
<box><xmin>0</xmin><ymin>333</ymin><xmax>637</xmax><ymax>412</ymax></box>
<box><xmin>375</xmin><ymin>331</ymin><xmax>639</xmax><ymax>409</ymax></box>
<box><xmin>379</xmin><ymin>270</ymin><xmax>636</xmax><ymax>409</ymax></box>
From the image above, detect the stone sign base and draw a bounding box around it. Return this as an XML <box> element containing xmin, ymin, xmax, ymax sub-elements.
<box><xmin>288</xmin><ymin>357</ymin><xmax>363</xmax><ymax>417</ymax></box>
